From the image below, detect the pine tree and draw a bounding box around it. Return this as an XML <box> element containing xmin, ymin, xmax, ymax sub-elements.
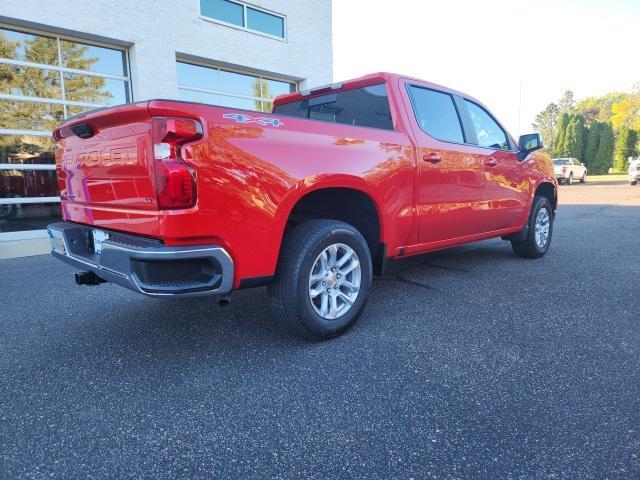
<box><xmin>532</xmin><ymin>103</ymin><xmax>560</xmax><ymax>154</ymax></box>
<box><xmin>554</xmin><ymin>113</ymin><xmax>570</xmax><ymax>157</ymax></box>
<box><xmin>584</xmin><ymin>122</ymin><xmax>602</xmax><ymax>169</ymax></box>
<box><xmin>592</xmin><ymin>123</ymin><xmax>615</xmax><ymax>174</ymax></box>
<box><xmin>565</xmin><ymin>115</ymin><xmax>585</xmax><ymax>161</ymax></box>
<box><xmin>564</xmin><ymin>117</ymin><xmax>578</xmax><ymax>159</ymax></box>
<box><xmin>614</xmin><ymin>127</ymin><xmax>638</xmax><ymax>171</ymax></box>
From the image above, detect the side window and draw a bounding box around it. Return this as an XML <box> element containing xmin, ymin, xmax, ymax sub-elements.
<box><xmin>464</xmin><ymin>100</ymin><xmax>510</xmax><ymax>150</ymax></box>
<box><xmin>408</xmin><ymin>86</ymin><xmax>464</xmax><ymax>143</ymax></box>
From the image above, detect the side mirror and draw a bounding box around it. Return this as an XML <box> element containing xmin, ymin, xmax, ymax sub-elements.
<box><xmin>581</xmin><ymin>163</ymin><xmax>585</xmax><ymax>166</ymax></box>
<box><xmin>518</xmin><ymin>133</ymin><xmax>543</xmax><ymax>160</ymax></box>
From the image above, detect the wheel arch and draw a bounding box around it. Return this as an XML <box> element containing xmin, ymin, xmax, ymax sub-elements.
<box><xmin>534</xmin><ymin>181</ymin><xmax>557</xmax><ymax>212</ymax></box>
<box><xmin>275</xmin><ymin>179</ymin><xmax>387</xmax><ymax>275</ymax></box>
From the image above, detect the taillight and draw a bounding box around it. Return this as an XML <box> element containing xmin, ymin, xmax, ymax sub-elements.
<box><xmin>152</xmin><ymin>117</ymin><xmax>203</xmax><ymax>209</ymax></box>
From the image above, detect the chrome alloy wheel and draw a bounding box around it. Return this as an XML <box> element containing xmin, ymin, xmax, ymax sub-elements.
<box><xmin>534</xmin><ymin>208</ymin><xmax>550</xmax><ymax>248</ymax></box>
<box><xmin>308</xmin><ymin>243</ymin><xmax>361</xmax><ymax>320</ymax></box>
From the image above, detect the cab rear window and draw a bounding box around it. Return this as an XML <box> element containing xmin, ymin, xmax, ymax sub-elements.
<box><xmin>273</xmin><ymin>83</ymin><xmax>394</xmax><ymax>130</ymax></box>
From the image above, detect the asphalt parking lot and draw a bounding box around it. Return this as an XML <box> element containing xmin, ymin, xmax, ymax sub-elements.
<box><xmin>1</xmin><ymin>181</ymin><xmax>639</xmax><ymax>479</ymax></box>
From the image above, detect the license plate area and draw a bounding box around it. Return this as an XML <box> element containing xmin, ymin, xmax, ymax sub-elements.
<box><xmin>48</xmin><ymin>228</ymin><xmax>66</xmax><ymax>255</ymax></box>
<box><xmin>91</xmin><ymin>229</ymin><xmax>109</xmax><ymax>254</ymax></box>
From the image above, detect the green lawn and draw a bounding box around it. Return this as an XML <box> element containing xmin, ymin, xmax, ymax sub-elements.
<box><xmin>586</xmin><ymin>173</ymin><xmax>629</xmax><ymax>183</ymax></box>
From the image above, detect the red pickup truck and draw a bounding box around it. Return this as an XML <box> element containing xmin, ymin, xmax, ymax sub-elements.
<box><xmin>48</xmin><ymin>72</ymin><xmax>557</xmax><ymax>339</ymax></box>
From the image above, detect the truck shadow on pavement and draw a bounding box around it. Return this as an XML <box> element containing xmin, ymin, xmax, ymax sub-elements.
<box><xmin>65</xmin><ymin>239</ymin><xmax>518</xmax><ymax>358</ymax></box>
<box><xmin>14</xmin><ymin>203</ymin><xmax>639</xmax><ymax>372</ymax></box>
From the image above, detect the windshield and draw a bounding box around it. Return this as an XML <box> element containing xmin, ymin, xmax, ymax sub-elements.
<box><xmin>553</xmin><ymin>159</ymin><xmax>571</xmax><ymax>165</ymax></box>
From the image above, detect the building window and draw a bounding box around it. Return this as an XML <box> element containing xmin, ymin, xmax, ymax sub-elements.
<box><xmin>200</xmin><ymin>0</ymin><xmax>286</xmax><ymax>39</ymax></box>
<box><xmin>176</xmin><ymin>61</ymin><xmax>296</xmax><ymax>113</ymax></box>
<box><xmin>0</xmin><ymin>26</ymin><xmax>131</xmax><ymax>235</ymax></box>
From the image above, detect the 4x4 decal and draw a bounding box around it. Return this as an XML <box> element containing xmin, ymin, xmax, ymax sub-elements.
<box><xmin>223</xmin><ymin>113</ymin><xmax>283</xmax><ymax>127</ymax></box>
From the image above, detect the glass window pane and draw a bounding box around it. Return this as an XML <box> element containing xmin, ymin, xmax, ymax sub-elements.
<box><xmin>0</xmin><ymin>100</ymin><xmax>64</xmax><ymax>132</ymax></box>
<box><xmin>260</xmin><ymin>99</ymin><xmax>273</xmax><ymax>113</ymax></box>
<box><xmin>219</xmin><ymin>69</ymin><xmax>258</xmax><ymax>97</ymax></box>
<box><xmin>66</xmin><ymin>105</ymin><xmax>94</xmax><ymax>118</ymax></box>
<box><xmin>0</xmin><ymin>28</ymin><xmax>58</xmax><ymax>65</ymax></box>
<box><xmin>409</xmin><ymin>86</ymin><xmax>464</xmax><ymax>143</ymax></box>
<box><xmin>0</xmin><ymin>64</ymin><xmax>62</xmax><ymax>99</ymax></box>
<box><xmin>177</xmin><ymin>62</ymin><xmax>218</xmax><ymax>90</ymax></box>
<box><xmin>0</xmin><ymin>135</ymin><xmax>55</xmax><ymax>165</ymax></box>
<box><xmin>0</xmin><ymin>135</ymin><xmax>58</xmax><ymax>230</ymax></box>
<box><xmin>0</xmin><ymin>197</ymin><xmax>61</xmax><ymax>232</ymax></box>
<box><xmin>261</xmin><ymin>78</ymin><xmax>294</xmax><ymax>99</ymax></box>
<box><xmin>219</xmin><ymin>95</ymin><xmax>260</xmax><ymax>111</ymax></box>
<box><xmin>64</xmin><ymin>74</ymin><xmax>128</xmax><ymax>105</ymax></box>
<box><xmin>0</xmin><ymin>168</ymin><xmax>57</xmax><ymax>198</ymax></box>
<box><xmin>178</xmin><ymin>88</ymin><xmax>220</xmax><ymax>105</ymax></box>
<box><xmin>200</xmin><ymin>0</ymin><xmax>244</xmax><ymax>26</ymax></box>
<box><xmin>464</xmin><ymin>100</ymin><xmax>509</xmax><ymax>150</ymax></box>
<box><xmin>60</xmin><ymin>40</ymin><xmax>127</xmax><ymax>76</ymax></box>
<box><xmin>246</xmin><ymin>8</ymin><xmax>284</xmax><ymax>37</ymax></box>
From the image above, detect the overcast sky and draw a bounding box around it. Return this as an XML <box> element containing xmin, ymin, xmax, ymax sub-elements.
<box><xmin>332</xmin><ymin>0</ymin><xmax>640</xmax><ymax>137</ymax></box>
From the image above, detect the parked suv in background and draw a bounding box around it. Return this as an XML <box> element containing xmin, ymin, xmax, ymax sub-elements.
<box><xmin>553</xmin><ymin>158</ymin><xmax>587</xmax><ymax>184</ymax></box>
<box><xmin>629</xmin><ymin>157</ymin><xmax>640</xmax><ymax>185</ymax></box>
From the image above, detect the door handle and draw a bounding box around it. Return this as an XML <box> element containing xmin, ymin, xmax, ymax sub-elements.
<box><xmin>423</xmin><ymin>152</ymin><xmax>442</xmax><ymax>164</ymax></box>
<box><xmin>485</xmin><ymin>157</ymin><xmax>498</xmax><ymax>167</ymax></box>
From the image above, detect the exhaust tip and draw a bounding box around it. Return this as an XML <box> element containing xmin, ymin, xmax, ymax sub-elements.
<box><xmin>217</xmin><ymin>296</ymin><xmax>231</xmax><ymax>307</ymax></box>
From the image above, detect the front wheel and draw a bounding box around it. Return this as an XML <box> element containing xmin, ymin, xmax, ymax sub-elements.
<box><xmin>580</xmin><ymin>172</ymin><xmax>587</xmax><ymax>183</ymax></box>
<box><xmin>566</xmin><ymin>173</ymin><xmax>573</xmax><ymax>185</ymax></box>
<box><xmin>631</xmin><ymin>181</ymin><xmax>638</xmax><ymax>186</ymax></box>
<box><xmin>268</xmin><ymin>220</ymin><xmax>372</xmax><ymax>340</ymax></box>
<box><xmin>511</xmin><ymin>196</ymin><xmax>554</xmax><ymax>258</ymax></box>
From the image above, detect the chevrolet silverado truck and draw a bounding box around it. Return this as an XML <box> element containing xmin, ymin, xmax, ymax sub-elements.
<box><xmin>48</xmin><ymin>72</ymin><xmax>557</xmax><ymax>340</ymax></box>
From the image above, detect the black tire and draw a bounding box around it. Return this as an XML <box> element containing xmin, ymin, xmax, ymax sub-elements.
<box><xmin>631</xmin><ymin>181</ymin><xmax>638</xmax><ymax>186</ymax></box>
<box><xmin>566</xmin><ymin>173</ymin><xmax>573</xmax><ymax>185</ymax></box>
<box><xmin>511</xmin><ymin>195</ymin><xmax>554</xmax><ymax>259</ymax></box>
<box><xmin>580</xmin><ymin>172</ymin><xmax>586</xmax><ymax>184</ymax></box>
<box><xmin>268</xmin><ymin>220</ymin><xmax>373</xmax><ymax>340</ymax></box>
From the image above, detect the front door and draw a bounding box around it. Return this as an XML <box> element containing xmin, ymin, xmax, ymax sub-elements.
<box><xmin>461</xmin><ymin>99</ymin><xmax>528</xmax><ymax>232</ymax></box>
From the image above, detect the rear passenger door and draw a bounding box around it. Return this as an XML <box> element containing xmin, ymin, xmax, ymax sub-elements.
<box><xmin>404</xmin><ymin>84</ymin><xmax>486</xmax><ymax>244</ymax></box>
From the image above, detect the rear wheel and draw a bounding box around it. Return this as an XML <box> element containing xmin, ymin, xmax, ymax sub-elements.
<box><xmin>511</xmin><ymin>195</ymin><xmax>554</xmax><ymax>259</ymax></box>
<box><xmin>631</xmin><ymin>180</ymin><xmax>638</xmax><ymax>186</ymax></box>
<box><xmin>566</xmin><ymin>173</ymin><xmax>573</xmax><ymax>185</ymax></box>
<box><xmin>580</xmin><ymin>172</ymin><xmax>587</xmax><ymax>183</ymax></box>
<box><xmin>268</xmin><ymin>220</ymin><xmax>372</xmax><ymax>340</ymax></box>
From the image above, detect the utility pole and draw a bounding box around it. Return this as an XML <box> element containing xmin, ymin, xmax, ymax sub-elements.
<box><xmin>518</xmin><ymin>80</ymin><xmax>523</xmax><ymax>135</ymax></box>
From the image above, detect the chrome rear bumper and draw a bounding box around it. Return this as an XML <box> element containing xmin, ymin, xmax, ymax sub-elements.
<box><xmin>47</xmin><ymin>222</ymin><xmax>234</xmax><ymax>297</ymax></box>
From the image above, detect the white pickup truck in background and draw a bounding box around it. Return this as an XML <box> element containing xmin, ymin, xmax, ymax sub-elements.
<box><xmin>629</xmin><ymin>157</ymin><xmax>640</xmax><ymax>185</ymax></box>
<box><xmin>553</xmin><ymin>158</ymin><xmax>587</xmax><ymax>185</ymax></box>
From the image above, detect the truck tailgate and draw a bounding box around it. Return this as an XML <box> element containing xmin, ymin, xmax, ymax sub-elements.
<box><xmin>54</xmin><ymin>102</ymin><xmax>160</xmax><ymax>236</ymax></box>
